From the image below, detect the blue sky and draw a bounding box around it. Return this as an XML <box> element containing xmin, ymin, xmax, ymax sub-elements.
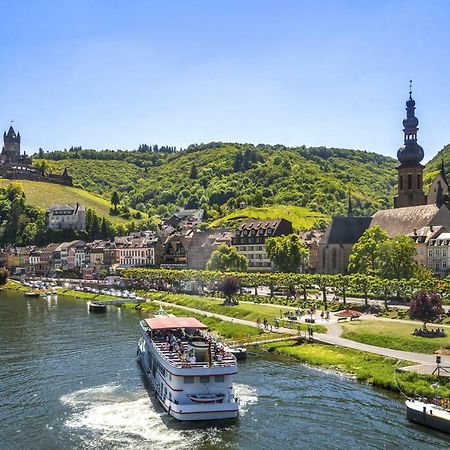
<box><xmin>1</xmin><ymin>0</ymin><xmax>449</xmax><ymax>161</ymax></box>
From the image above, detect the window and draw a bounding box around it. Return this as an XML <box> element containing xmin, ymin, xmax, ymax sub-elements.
<box><xmin>408</xmin><ymin>174</ymin><xmax>412</xmax><ymax>190</ymax></box>
<box><xmin>429</xmin><ymin>250</ymin><xmax>433</xmax><ymax>258</ymax></box>
<box><xmin>417</xmin><ymin>174</ymin><xmax>421</xmax><ymax>189</ymax></box>
<box><xmin>331</xmin><ymin>248</ymin><xmax>337</xmax><ymax>269</ymax></box>
<box><xmin>443</xmin><ymin>250</ymin><xmax>447</xmax><ymax>258</ymax></box>
<box><xmin>436</xmin><ymin>250</ymin><xmax>441</xmax><ymax>258</ymax></box>
<box><xmin>199</xmin><ymin>376</ymin><xmax>210</xmax><ymax>384</ymax></box>
<box><xmin>215</xmin><ymin>375</ymin><xmax>225</xmax><ymax>383</ymax></box>
<box><xmin>184</xmin><ymin>376</ymin><xmax>195</xmax><ymax>384</ymax></box>
<box><xmin>400</xmin><ymin>175</ymin><xmax>403</xmax><ymax>190</ymax></box>
<box><xmin>443</xmin><ymin>261</ymin><xmax>447</xmax><ymax>269</ymax></box>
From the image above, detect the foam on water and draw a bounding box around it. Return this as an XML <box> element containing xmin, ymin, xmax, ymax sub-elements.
<box><xmin>234</xmin><ymin>383</ymin><xmax>258</xmax><ymax>415</ymax></box>
<box><xmin>61</xmin><ymin>384</ymin><xmax>192</xmax><ymax>449</ymax></box>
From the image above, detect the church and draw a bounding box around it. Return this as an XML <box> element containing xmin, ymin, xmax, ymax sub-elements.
<box><xmin>318</xmin><ymin>86</ymin><xmax>450</xmax><ymax>274</ymax></box>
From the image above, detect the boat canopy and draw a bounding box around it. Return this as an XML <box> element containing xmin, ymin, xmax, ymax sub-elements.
<box><xmin>145</xmin><ymin>317</ymin><xmax>208</xmax><ymax>330</ymax></box>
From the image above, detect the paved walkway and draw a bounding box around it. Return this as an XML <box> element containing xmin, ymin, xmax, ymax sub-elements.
<box><xmin>150</xmin><ymin>299</ymin><xmax>450</xmax><ymax>368</ymax></box>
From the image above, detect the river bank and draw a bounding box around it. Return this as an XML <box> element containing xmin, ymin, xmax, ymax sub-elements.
<box><xmin>264</xmin><ymin>340</ymin><xmax>450</xmax><ymax>398</ymax></box>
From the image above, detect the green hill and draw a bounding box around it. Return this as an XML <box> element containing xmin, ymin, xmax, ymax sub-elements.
<box><xmin>0</xmin><ymin>179</ymin><xmax>127</xmax><ymax>223</ymax></box>
<box><xmin>38</xmin><ymin>142</ymin><xmax>399</xmax><ymax>226</ymax></box>
<box><xmin>209</xmin><ymin>205</ymin><xmax>327</xmax><ymax>230</ymax></box>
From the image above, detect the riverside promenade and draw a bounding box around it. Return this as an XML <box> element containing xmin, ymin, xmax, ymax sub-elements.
<box><xmin>151</xmin><ymin>298</ymin><xmax>450</xmax><ymax>372</ymax></box>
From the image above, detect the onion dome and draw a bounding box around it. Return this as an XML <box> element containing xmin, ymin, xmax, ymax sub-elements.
<box><xmin>397</xmin><ymin>81</ymin><xmax>424</xmax><ymax>166</ymax></box>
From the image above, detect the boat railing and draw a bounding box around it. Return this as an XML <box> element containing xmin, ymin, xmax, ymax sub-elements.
<box><xmin>150</xmin><ymin>340</ymin><xmax>236</xmax><ymax>368</ymax></box>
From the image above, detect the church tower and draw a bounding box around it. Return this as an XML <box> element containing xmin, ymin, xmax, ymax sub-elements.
<box><xmin>393</xmin><ymin>82</ymin><xmax>427</xmax><ymax>208</ymax></box>
<box><xmin>2</xmin><ymin>125</ymin><xmax>21</xmax><ymax>164</ymax></box>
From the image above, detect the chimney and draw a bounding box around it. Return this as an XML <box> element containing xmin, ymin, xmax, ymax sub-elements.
<box><xmin>430</xmin><ymin>225</ymin><xmax>434</xmax><ymax>232</ymax></box>
<box><xmin>413</xmin><ymin>228</ymin><xmax>417</xmax><ymax>235</ymax></box>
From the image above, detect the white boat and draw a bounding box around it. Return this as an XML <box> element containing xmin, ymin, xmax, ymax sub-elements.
<box><xmin>137</xmin><ymin>316</ymin><xmax>239</xmax><ymax>421</ymax></box>
<box><xmin>405</xmin><ymin>399</ymin><xmax>450</xmax><ymax>434</ymax></box>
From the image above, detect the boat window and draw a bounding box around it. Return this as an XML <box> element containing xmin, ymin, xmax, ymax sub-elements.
<box><xmin>184</xmin><ymin>376</ymin><xmax>195</xmax><ymax>384</ymax></box>
<box><xmin>215</xmin><ymin>375</ymin><xmax>225</xmax><ymax>382</ymax></box>
<box><xmin>199</xmin><ymin>376</ymin><xmax>210</xmax><ymax>384</ymax></box>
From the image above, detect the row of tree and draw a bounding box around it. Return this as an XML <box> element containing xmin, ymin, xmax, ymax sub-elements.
<box><xmin>121</xmin><ymin>267</ymin><xmax>448</xmax><ymax>308</ymax></box>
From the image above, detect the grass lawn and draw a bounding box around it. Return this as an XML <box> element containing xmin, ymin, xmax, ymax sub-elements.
<box><xmin>0</xmin><ymin>179</ymin><xmax>127</xmax><ymax>223</ymax></box>
<box><xmin>142</xmin><ymin>291</ymin><xmax>327</xmax><ymax>333</ymax></box>
<box><xmin>265</xmin><ymin>341</ymin><xmax>450</xmax><ymax>398</ymax></box>
<box><xmin>208</xmin><ymin>205</ymin><xmax>327</xmax><ymax>230</ymax></box>
<box><xmin>341</xmin><ymin>320</ymin><xmax>450</xmax><ymax>354</ymax></box>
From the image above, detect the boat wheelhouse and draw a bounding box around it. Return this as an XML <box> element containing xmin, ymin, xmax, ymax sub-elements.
<box><xmin>137</xmin><ymin>316</ymin><xmax>239</xmax><ymax>421</ymax></box>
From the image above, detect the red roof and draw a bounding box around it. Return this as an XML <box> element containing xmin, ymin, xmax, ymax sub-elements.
<box><xmin>145</xmin><ymin>317</ymin><xmax>208</xmax><ymax>330</ymax></box>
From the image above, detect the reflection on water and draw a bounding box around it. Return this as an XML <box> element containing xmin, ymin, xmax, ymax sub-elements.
<box><xmin>0</xmin><ymin>290</ymin><xmax>448</xmax><ymax>450</ymax></box>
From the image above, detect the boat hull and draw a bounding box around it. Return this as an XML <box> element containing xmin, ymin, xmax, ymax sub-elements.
<box><xmin>137</xmin><ymin>348</ymin><xmax>238</xmax><ymax>422</ymax></box>
<box><xmin>89</xmin><ymin>302</ymin><xmax>107</xmax><ymax>313</ymax></box>
<box><xmin>406</xmin><ymin>400</ymin><xmax>450</xmax><ymax>434</ymax></box>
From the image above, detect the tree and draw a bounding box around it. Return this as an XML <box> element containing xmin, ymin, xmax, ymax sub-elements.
<box><xmin>266</xmin><ymin>234</ymin><xmax>308</xmax><ymax>273</ymax></box>
<box><xmin>379</xmin><ymin>235</ymin><xmax>417</xmax><ymax>279</ymax></box>
<box><xmin>189</xmin><ymin>163</ymin><xmax>198</xmax><ymax>179</ymax></box>
<box><xmin>409</xmin><ymin>291</ymin><xmax>444</xmax><ymax>328</ymax></box>
<box><xmin>111</xmin><ymin>191</ymin><xmax>120</xmax><ymax>211</ymax></box>
<box><xmin>219</xmin><ymin>276</ymin><xmax>240</xmax><ymax>305</ymax></box>
<box><xmin>0</xmin><ymin>267</ymin><xmax>9</xmax><ymax>286</ymax></box>
<box><xmin>206</xmin><ymin>244</ymin><xmax>247</xmax><ymax>272</ymax></box>
<box><xmin>348</xmin><ymin>226</ymin><xmax>388</xmax><ymax>275</ymax></box>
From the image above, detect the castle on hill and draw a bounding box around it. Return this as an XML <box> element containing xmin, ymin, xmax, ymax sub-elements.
<box><xmin>318</xmin><ymin>85</ymin><xmax>450</xmax><ymax>274</ymax></box>
<box><xmin>0</xmin><ymin>125</ymin><xmax>72</xmax><ymax>186</ymax></box>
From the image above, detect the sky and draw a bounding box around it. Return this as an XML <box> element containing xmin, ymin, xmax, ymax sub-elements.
<box><xmin>1</xmin><ymin>0</ymin><xmax>450</xmax><ymax>161</ymax></box>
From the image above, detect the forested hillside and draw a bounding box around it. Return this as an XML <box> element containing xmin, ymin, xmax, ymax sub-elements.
<box><xmin>37</xmin><ymin>142</ymin><xmax>398</xmax><ymax>224</ymax></box>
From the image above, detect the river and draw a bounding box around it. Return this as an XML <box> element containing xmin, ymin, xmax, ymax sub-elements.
<box><xmin>0</xmin><ymin>290</ymin><xmax>448</xmax><ymax>449</ymax></box>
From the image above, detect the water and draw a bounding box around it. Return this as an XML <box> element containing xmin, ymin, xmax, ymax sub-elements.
<box><xmin>0</xmin><ymin>290</ymin><xmax>448</xmax><ymax>449</ymax></box>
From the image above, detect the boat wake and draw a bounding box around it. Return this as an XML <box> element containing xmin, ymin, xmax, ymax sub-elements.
<box><xmin>60</xmin><ymin>382</ymin><xmax>257</xmax><ymax>449</ymax></box>
<box><xmin>234</xmin><ymin>383</ymin><xmax>258</xmax><ymax>415</ymax></box>
<box><xmin>61</xmin><ymin>383</ymin><xmax>195</xmax><ymax>449</ymax></box>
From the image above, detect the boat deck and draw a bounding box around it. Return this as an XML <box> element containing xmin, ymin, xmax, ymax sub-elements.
<box><xmin>151</xmin><ymin>340</ymin><xmax>236</xmax><ymax>368</ymax></box>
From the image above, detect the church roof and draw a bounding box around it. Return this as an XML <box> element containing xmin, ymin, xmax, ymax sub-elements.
<box><xmin>370</xmin><ymin>204</ymin><xmax>442</xmax><ymax>238</ymax></box>
<box><xmin>320</xmin><ymin>216</ymin><xmax>371</xmax><ymax>245</ymax></box>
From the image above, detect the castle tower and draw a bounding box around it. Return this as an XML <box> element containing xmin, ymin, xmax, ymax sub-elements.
<box><xmin>393</xmin><ymin>82</ymin><xmax>427</xmax><ymax>208</ymax></box>
<box><xmin>2</xmin><ymin>125</ymin><xmax>21</xmax><ymax>164</ymax></box>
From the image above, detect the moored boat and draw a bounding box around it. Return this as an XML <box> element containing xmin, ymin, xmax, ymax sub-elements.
<box><xmin>24</xmin><ymin>291</ymin><xmax>40</xmax><ymax>297</ymax></box>
<box><xmin>227</xmin><ymin>346</ymin><xmax>247</xmax><ymax>360</ymax></box>
<box><xmin>88</xmin><ymin>301</ymin><xmax>107</xmax><ymax>313</ymax></box>
<box><xmin>137</xmin><ymin>316</ymin><xmax>239</xmax><ymax>421</ymax></box>
<box><xmin>405</xmin><ymin>398</ymin><xmax>450</xmax><ymax>434</ymax></box>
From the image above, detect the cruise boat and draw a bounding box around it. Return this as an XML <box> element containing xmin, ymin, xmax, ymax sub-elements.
<box><xmin>137</xmin><ymin>316</ymin><xmax>239</xmax><ymax>421</ymax></box>
<box><xmin>406</xmin><ymin>398</ymin><xmax>450</xmax><ymax>434</ymax></box>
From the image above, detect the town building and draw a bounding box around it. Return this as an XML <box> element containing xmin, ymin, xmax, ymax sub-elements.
<box><xmin>409</xmin><ymin>226</ymin><xmax>446</xmax><ymax>267</ymax></box>
<box><xmin>161</xmin><ymin>230</ymin><xmax>193</xmax><ymax>269</ymax></box>
<box><xmin>298</xmin><ymin>229</ymin><xmax>323</xmax><ymax>272</ymax></box>
<box><xmin>115</xmin><ymin>232</ymin><xmax>160</xmax><ymax>268</ymax></box>
<box><xmin>162</xmin><ymin>209</ymin><xmax>204</xmax><ymax>230</ymax></box>
<box><xmin>46</xmin><ymin>203</ymin><xmax>86</xmax><ymax>231</ymax></box>
<box><xmin>231</xmin><ymin>218</ymin><xmax>293</xmax><ymax>272</ymax></box>
<box><xmin>427</xmin><ymin>232</ymin><xmax>450</xmax><ymax>276</ymax></box>
<box><xmin>187</xmin><ymin>229</ymin><xmax>232</xmax><ymax>270</ymax></box>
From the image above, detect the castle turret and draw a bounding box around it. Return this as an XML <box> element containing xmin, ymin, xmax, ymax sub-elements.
<box><xmin>394</xmin><ymin>82</ymin><xmax>427</xmax><ymax>208</ymax></box>
<box><xmin>2</xmin><ymin>124</ymin><xmax>21</xmax><ymax>164</ymax></box>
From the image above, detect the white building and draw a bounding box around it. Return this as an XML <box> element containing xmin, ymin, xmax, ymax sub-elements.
<box><xmin>115</xmin><ymin>233</ymin><xmax>159</xmax><ymax>268</ymax></box>
<box><xmin>46</xmin><ymin>203</ymin><xmax>86</xmax><ymax>231</ymax></box>
<box><xmin>427</xmin><ymin>232</ymin><xmax>450</xmax><ymax>275</ymax></box>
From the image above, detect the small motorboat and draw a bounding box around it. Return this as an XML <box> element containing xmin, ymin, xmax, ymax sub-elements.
<box><xmin>88</xmin><ymin>301</ymin><xmax>107</xmax><ymax>313</ymax></box>
<box><xmin>227</xmin><ymin>346</ymin><xmax>247</xmax><ymax>360</ymax></box>
<box><xmin>188</xmin><ymin>393</ymin><xmax>225</xmax><ymax>403</ymax></box>
<box><xmin>25</xmin><ymin>291</ymin><xmax>40</xmax><ymax>297</ymax></box>
<box><xmin>406</xmin><ymin>398</ymin><xmax>450</xmax><ymax>434</ymax></box>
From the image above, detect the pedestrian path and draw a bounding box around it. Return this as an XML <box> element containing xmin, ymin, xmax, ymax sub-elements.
<box><xmin>151</xmin><ymin>298</ymin><xmax>450</xmax><ymax>369</ymax></box>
